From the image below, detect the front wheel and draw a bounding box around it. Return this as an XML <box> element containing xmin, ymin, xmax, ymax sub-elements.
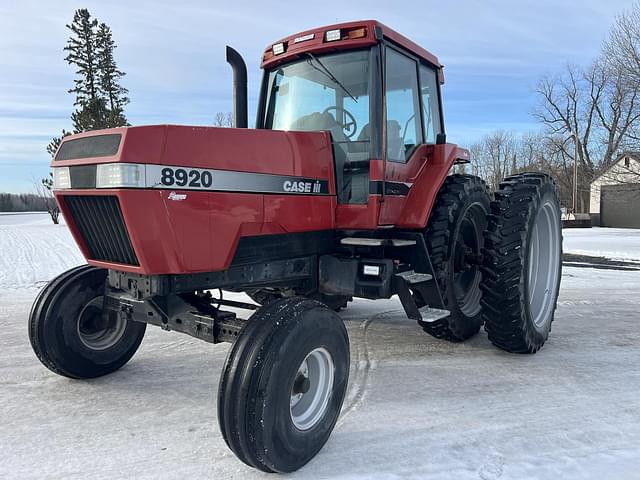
<box><xmin>481</xmin><ymin>173</ymin><xmax>563</xmax><ymax>353</ymax></box>
<box><xmin>28</xmin><ymin>265</ymin><xmax>146</xmax><ymax>379</ymax></box>
<box><xmin>218</xmin><ymin>297</ymin><xmax>349</xmax><ymax>473</ymax></box>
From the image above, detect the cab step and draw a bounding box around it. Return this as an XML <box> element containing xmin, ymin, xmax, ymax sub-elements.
<box><xmin>393</xmin><ymin>271</ymin><xmax>446</xmax><ymax>323</ymax></box>
<box><xmin>417</xmin><ymin>306</ymin><xmax>450</xmax><ymax>324</ymax></box>
<box><xmin>395</xmin><ymin>270</ymin><xmax>432</xmax><ymax>284</ymax></box>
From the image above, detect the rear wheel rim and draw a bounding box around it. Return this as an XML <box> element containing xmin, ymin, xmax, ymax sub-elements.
<box><xmin>453</xmin><ymin>203</ymin><xmax>486</xmax><ymax>317</ymax></box>
<box><xmin>290</xmin><ymin>347</ymin><xmax>334</xmax><ymax>431</ymax></box>
<box><xmin>527</xmin><ymin>200</ymin><xmax>561</xmax><ymax>328</ymax></box>
<box><xmin>77</xmin><ymin>296</ymin><xmax>126</xmax><ymax>350</ymax></box>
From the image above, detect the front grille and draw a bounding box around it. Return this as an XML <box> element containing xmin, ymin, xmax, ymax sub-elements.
<box><xmin>65</xmin><ymin>195</ymin><xmax>139</xmax><ymax>266</ymax></box>
<box><xmin>55</xmin><ymin>134</ymin><xmax>121</xmax><ymax>161</ymax></box>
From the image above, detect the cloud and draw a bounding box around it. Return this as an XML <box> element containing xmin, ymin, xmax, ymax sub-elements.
<box><xmin>0</xmin><ymin>0</ymin><xmax>634</xmax><ymax>192</ymax></box>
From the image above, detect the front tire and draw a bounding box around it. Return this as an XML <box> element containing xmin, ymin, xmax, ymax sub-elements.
<box><xmin>29</xmin><ymin>265</ymin><xmax>146</xmax><ymax>379</ymax></box>
<box><xmin>480</xmin><ymin>173</ymin><xmax>562</xmax><ymax>353</ymax></box>
<box><xmin>422</xmin><ymin>174</ymin><xmax>491</xmax><ymax>341</ymax></box>
<box><xmin>218</xmin><ymin>297</ymin><xmax>349</xmax><ymax>473</ymax></box>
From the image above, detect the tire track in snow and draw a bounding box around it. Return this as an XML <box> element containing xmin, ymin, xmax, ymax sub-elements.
<box><xmin>0</xmin><ymin>222</ymin><xmax>83</xmax><ymax>291</ymax></box>
<box><xmin>337</xmin><ymin>309</ymin><xmax>400</xmax><ymax>427</ymax></box>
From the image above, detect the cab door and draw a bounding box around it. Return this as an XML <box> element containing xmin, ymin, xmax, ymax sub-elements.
<box><xmin>378</xmin><ymin>45</ymin><xmax>443</xmax><ymax>225</ymax></box>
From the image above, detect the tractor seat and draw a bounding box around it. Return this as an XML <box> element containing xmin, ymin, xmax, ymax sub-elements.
<box><xmin>358</xmin><ymin>121</ymin><xmax>404</xmax><ymax>161</ymax></box>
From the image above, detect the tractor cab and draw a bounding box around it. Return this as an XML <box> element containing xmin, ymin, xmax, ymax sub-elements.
<box><xmin>255</xmin><ymin>20</ymin><xmax>452</xmax><ymax>229</ymax></box>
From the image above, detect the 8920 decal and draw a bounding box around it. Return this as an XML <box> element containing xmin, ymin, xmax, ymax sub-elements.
<box><xmin>145</xmin><ymin>164</ymin><xmax>329</xmax><ymax>194</ymax></box>
<box><xmin>160</xmin><ymin>167</ymin><xmax>213</xmax><ymax>188</ymax></box>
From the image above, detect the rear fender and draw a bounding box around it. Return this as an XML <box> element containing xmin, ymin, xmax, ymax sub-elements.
<box><xmin>395</xmin><ymin>143</ymin><xmax>469</xmax><ymax>229</ymax></box>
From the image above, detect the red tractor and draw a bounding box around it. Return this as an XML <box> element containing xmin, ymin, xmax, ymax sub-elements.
<box><xmin>30</xmin><ymin>20</ymin><xmax>562</xmax><ymax>473</ymax></box>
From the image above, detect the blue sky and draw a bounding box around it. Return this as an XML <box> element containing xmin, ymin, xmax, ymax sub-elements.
<box><xmin>0</xmin><ymin>0</ymin><xmax>635</xmax><ymax>193</ymax></box>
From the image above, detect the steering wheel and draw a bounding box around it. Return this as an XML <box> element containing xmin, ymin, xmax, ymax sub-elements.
<box><xmin>323</xmin><ymin>106</ymin><xmax>357</xmax><ymax>139</ymax></box>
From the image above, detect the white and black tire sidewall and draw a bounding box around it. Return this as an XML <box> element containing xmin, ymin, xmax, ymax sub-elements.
<box><xmin>522</xmin><ymin>185</ymin><xmax>563</xmax><ymax>338</ymax></box>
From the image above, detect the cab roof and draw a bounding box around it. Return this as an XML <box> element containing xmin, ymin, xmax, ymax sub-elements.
<box><xmin>261</xmin><ymin>20</ymin><xmax>443</xmax><ymax>82</ymax></box>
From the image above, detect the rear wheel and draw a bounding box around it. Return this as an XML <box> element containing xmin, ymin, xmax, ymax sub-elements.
<box><xmin>481</xmin><ymin>173</ymin><xmax>562</xmax><ymax>353</ymax></box>
<box><xmin>29</xmin><ymin>265</ymin><xmax>146</xmax><ymax>379</ymax></box>
<box><xmin>422</xmin><ymin>174</ymin><xmax>491</xmax><ymax>341</ymax></box>
<box><xmin>218</xmin><ymin>297</ymin><xmax>349</xmax><ymax>473</ymax></box>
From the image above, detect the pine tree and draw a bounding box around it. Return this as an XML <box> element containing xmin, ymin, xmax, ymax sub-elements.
<box><xmin>47</xmin><ymin>129</ymin><xmax>71</xmax><ymax>158</ymax></box>
<box><xmin>96</xmin><ymin>23</ymin><xmax>129</xmax><ymax>127</ymax></box>
<box><xmin>64</xmin><ymin>9</ymin><xmax>102</xmax><ymax>108</ymax></box>
<box><xmin>71</xmin><ymin>97</ymin><xmax>109</xmax><ymax>132</ymax></box>
<box><xmin>47</xmin><ymin>10</ymin><xmax>131</xmax><ymax>156</ymax></box>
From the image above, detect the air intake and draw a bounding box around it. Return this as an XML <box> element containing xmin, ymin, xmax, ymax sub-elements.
<box><xmin>64</xmin><ymin>195</ymin><xmax>139</xmax><ymax>266</ymax></box>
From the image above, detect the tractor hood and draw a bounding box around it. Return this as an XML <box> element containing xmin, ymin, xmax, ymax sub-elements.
<box><xmin>52</xmin><ymin>125</ymin><xmax>338</xmax><ymax>275</ymax></box>
<box><xmin>52</xmin><ymin>125</ymin><xmax>336</xmax><ymax>194</ymax></box>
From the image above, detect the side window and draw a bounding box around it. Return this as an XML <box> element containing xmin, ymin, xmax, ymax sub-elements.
<box><xmin>385</xmin><ymin>48</ymin><xmax>423</xmax><ymax>162</ymax></box>
<box><xmin>419</xmin><ymin>65</ymin><xmax>442</xmax><ymax>143</ymax></box>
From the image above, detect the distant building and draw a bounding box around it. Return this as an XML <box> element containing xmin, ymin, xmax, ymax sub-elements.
<box><xmin>590</xmin><ymin>152</ymin><xmax>640</xmax><ymax>228</ymax></box>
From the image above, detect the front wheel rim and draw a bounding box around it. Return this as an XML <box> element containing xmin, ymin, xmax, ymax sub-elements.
<box><xmin>77</xmin><ymin>296</ymin><xmax>127</xmax><ymax>350</ymax></box>
<box><xmin>527</xmin><ymin>200</ymin><xmax>561</xmax><ymax>328</ymax></box>
<box><xmin>290</xmin><ymin>347</ymin><xmax>335</xmax><ymax>431</ymax></box>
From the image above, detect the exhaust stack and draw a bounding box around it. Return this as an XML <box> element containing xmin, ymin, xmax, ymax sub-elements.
<box><xmin>226</xmin><ymin>46</ymin><xmax>248</xmax><ymax>128</ymax></box>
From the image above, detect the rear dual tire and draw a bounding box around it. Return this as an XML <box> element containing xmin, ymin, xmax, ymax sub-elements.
<box><xmin>422</xmin><ymin>174</ymin><xmax>491</xmax><ymax>341</ymax></box>
<box><xmin>480</xmin><ymin>173</ymin><xmax>563</xmax><ymax>353</ymax></box>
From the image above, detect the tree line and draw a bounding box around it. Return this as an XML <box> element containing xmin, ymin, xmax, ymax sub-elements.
<box><xmin>0</xmin><ymin>193</ymin><xmax>52</xmax><ymax>213</ymax></box>
<box><xmin>467</xmin><ymin>3</ymin><xmax>640</xmax><ymax>212</ymax></box>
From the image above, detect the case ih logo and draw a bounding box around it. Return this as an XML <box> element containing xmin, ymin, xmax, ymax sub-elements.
<box><xmin>283</xmin><ymin>180</ymin><xmax>322</xmax><ymax>193</ymax></box>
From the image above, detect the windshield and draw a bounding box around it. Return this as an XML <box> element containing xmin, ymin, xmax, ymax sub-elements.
<box><xmin>263</xmin><ymin>49</ymin><xmax>371</xmax><ymax>204</ymax></box>
<box><xmin>264</xmin><ymin>50</ymin><xmax>370</xmax><ymax>137</ymax></box>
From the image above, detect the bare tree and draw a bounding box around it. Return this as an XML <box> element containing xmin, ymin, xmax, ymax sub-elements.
<box><xmin>469</xmin><ymin>130</ymin><xmax>518</xmax><ymax>190</ymax></box>
<box><xmin>469</xmin><ymin>130</ymin><xmax>577</xmax><ymax>209</ymax></box>
<box><xmin>533</xmin><ymin>66</ymin><xmax>598</xmax><ymax>181</ymax></box>
<box><xmin>533</xmin><ymin>57</ymin><xmax>640</xmax><ymax>211</ymax></box>
<box><xmin>214</xmin><ymin>111</ymin><xmax>233</xmax><ymax>127</ymax></box>
<box><xmin>604</xmin><ymin>3</ymin><xmax>640</xmax><ymax>87</ymax></box>
<box><xmin>604</xmin><ymin>3</ymin><xmax>640</xmax><ymax>151</ymax></box>
<box><xmin>33</xmin><ymin>174</ymin><xmax>60</xmax><ymax>224</ymax></box>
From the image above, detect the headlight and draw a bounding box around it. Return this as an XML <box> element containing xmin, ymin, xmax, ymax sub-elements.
<box><xmin>52</xmin><ymin>167</ymin><xmax>71</xmax><ymax>189</ymax></box>
<box><xmin>96</xmin><ymin>163</ymin><xmax>145</xmax><ymax>188</ymax></box>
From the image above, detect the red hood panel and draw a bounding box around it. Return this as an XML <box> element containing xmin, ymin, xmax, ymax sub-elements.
<box><xmin>53</xmin><ymin>125</ymin><xmax>336</xmax><ymax>184</ymax></box>
<box><xmin>53</xmin><ymin>125</ymin><xmax>338</xmax><ymax>275</ymax></box>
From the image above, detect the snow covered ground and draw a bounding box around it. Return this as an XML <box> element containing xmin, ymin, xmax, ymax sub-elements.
<box><xmin>1</xmin><ymin>215</ymin><xmax>640</xmax><ymax>479</ymax></box>
<box><xmin>0</xmin><ymin>212</ymin><xmax>83</xmax><ymax>291</ymax></box>
<box><xmin>563</xmin><ymin>227</ymin><xmax>640</xmax><ymax>262</ymax></box>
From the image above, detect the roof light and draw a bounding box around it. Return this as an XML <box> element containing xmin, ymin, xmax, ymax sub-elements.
<box><xmin>325</xmin><ymin>29</ymin><xmax>341</xmax><ymax>42</ymax></box>
<box><xmin>272</xmin><ymin>43</ymin><xmax>285</xmax><ymax>55</ymax></box>
<box><xmin>346</xmin><ymin>27</ymin><xmax>367</xmax><ymax>39</ymax></box>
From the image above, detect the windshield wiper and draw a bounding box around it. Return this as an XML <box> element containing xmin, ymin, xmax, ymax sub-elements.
<box><xmin>305</xmin><ymin>53</ymin><xmax>358</xmax><ymax>103</ymax></box>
